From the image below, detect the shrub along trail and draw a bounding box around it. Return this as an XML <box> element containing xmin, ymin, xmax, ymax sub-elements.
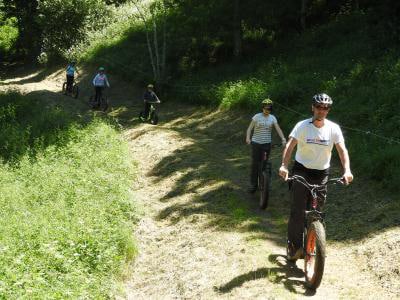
<box><xmin>122</xmin><ymin>105</ymin><xmax>396</xmax><ymax>299</ymax></box>
<box><xmin>1</xmin><ymin>69</ymin><xmax>397</xmax><ymax>299</ymax></box>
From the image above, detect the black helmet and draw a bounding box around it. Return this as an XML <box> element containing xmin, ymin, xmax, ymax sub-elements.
<box><xmin>312</xmin><ymin>93</ymin><xmax>333</xmax><ymax>106</ymax></box>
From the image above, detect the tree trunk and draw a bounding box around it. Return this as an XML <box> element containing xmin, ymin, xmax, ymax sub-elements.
<box><xmin>300</xmin><ymin>0</ymin><xmax>308</xmax><ymax>31</ymax></box>
<box><xmin>353</xmin><ymin>0</ymin><xmax>359</xmax><ymax>10</ymax></box>
<box><xmin>153</xmin><ymin>19</ymin><xmax>160</xmax><ymax>80</ymax></box>
<box><xmin>161</xmin><ymin>11</ymin><xmax>167</xmax><ymax>82</ymax></box>
<box><xmin>233</xmin><ymin>0</ymin><xmax>242</xmax><ymax>60</ymax></box>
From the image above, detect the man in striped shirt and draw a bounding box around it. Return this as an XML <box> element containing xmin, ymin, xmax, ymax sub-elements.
<box><xmin>246</xmin><ymin>99</ymin><xmax>287</xmax><ymax>193</ymax></box>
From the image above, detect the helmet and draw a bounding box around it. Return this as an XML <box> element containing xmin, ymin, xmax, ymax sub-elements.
<box><xmin>312</xmin><ymin>93</ymin><xmax>333</xmax><ymax>106</ymax></box>
<box><xmin>147</xmin><ymin>84</ymin><xmax>154</xmax><ymax>89</ymax></box>
<box><xmin>98</xmin><ymin>67</ymin><xmax>105</xmax><ymax>71</ymax></box>
<box><xmin>261</xmin><ymin>98</ymin><xmax>273</xmax><ymax>110</ymax></box>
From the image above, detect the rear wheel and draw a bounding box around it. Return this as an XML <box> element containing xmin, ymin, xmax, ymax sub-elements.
<box><xmin>62</xmin><ymin>82</ymin><xmax>67</xmax><ymax>94</ymax></box>
<box><xmin>100</xmin><ymin>96</ymin><xmax>108</xmax><ymax>112</ymax></box>
<box><xmin>304</xmin><ymin>221</ymin><xmax>326</xmax><ymax>290</ymax></box>
<box><xmin>89</xmin><ymin>95</ymin><xmax>98</xmax><ymax>109</ymax></box>
<box><xmin>72</xmin><ymin>84</ymin><xmax>79</xmax><ymax>98</ymax></box>
<box><xmin>139</xmin><ymin>111</ymin><xmax>146</xmax><ymax>122</ymax></box>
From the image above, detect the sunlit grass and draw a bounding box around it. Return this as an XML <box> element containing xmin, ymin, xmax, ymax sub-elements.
<box><xmin>0</xmin><ymin>92</ymin><xmax>137</xmax><ymax>298</ymax></box>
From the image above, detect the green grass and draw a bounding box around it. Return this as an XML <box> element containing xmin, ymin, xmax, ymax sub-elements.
<box><xmin>166</xmin><ymin>12</ymin><xmax>400</xmax><ymax>191</ymax></box>
<box><xmin>0</xmin><ymin>92</ymin><xmax>137</xmax><ymax>298</ymax></box>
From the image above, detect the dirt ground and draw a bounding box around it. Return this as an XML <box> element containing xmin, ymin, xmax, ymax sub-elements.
<box><xmin>122</xmin><ymin>110</ymin><xmax>399</xmax><ymax>300</ymax></box>
<box><xmin>1</xmin><ymin>68</ymin><xmax>399</xmax><ymax>300</ymax></box>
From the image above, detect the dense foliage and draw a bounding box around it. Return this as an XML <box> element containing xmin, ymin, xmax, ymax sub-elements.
<box><xmin>0</xmin><ymin>13</ymin><xmax>18</xmax><ymax>58</ymax></box>
<box><xmin>0</xmin><ymin>0</ymin><xmax>133</xmax><ymax>61</ymax></box>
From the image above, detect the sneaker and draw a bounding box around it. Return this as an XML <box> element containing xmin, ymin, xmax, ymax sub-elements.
<box><xmin>287</xmin><ymin>243</ymin><xmax>304</xmax><ymax>262</ymax></box>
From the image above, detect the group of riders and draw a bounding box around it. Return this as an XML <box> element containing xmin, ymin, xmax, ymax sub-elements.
<box><xmin>65</xmin><ymin>61</ymin><xmax>159</xmax><ymax>118</ymax></box>
<box><xmin>66</xmin><ymin>62</ymin><xmax>354</xmax><ymax>262</ymax></box>
<box><xmin>247</xmin><ymin>94</ymin><xmax>353</xmax><ymax>261</ymax></box>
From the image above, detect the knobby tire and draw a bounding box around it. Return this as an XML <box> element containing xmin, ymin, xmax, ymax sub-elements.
<box><xmin>304</xmin><ymin>221</ymin><xmax>326</xmax><ymax>290</ymax></box>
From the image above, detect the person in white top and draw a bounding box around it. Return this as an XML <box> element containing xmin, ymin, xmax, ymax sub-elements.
<box><xmin>278</xmin><ymin>93</ymin><xmax>353</xmax><ymax>261</ymax></box>
<box><xmin>246</xmin><ymin>98</ymin><xmax>287</xmax><ymax>193</ymax></box>
<box><xmin>92</xmin><ymin>67</ymin><xmax>110</xmax><ymax>105</ymax></box>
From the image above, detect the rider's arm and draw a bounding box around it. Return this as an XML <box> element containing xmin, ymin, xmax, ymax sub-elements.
<box><xmin>105</xmin><ymin>76</ymin><xmax>110</xmax><ymax>88</ymax></box>
<box><xmin>273</xmin><ymin>122</ymin><xmax>287</xmax><ymax>145</ymax></box>
<box><xmin>92</xmin><ymin>74</ymin><xmax>98</xmax><ymax>86</ymax></box>
<box><xmin>155</xmin><ymin>93</ymin><xmax>161</xmax><ymax>103</ymax></box>
<box><xmin>279</xmin><ymin>137</ymin><xmax>297</xmax><ymax>180</ymax></box>
<box><xmin>246</xmin><ymin>120</ymin><xmax>255</xmax><ymax>144</ymax></box>
<box><xmin>335</xmin><ymin>142</ymin><xmax>353</xmax><ymax>184</ymax></box>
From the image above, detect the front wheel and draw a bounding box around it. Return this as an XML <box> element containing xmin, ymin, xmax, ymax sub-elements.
<box><xmin>259</xmin><ymin>170</ymin><xmax>270</xmax><ymax>209</ymax></box>
<box><xmin>150</xmin><ymin>111</ymin><xmax>159</xmax><ymax>125</ymax></box>
<box><xmin>304</xmin><ymin>221</ymin><xmax>326</xmax><ymax>290</ymax></box>
<box><xmin>259</xmin><ymin>162</ymin><xmax>271</xmax><ymax>209</ymax></box>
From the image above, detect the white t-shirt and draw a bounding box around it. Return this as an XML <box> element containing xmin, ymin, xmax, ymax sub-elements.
<box><xmin>290</xmin><ymin>118</ymin><xmax>344</xmax><ymax>170</ymax></box>
<box><xmin>251</xmin><ymin>113</ymin><xmax>277</xmax><ymax>144</ymax></box>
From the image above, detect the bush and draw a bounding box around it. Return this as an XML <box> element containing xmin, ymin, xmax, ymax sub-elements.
<box><xmin>0</xmin><ymin>17</ymin><xmax>18</xmax><ymax>57</ymax></box>
<box><xmin>217</xmin><ymin>79</ymin><xmax>268</xmax><ymax>109</ymax></box>
<box><xmin>0</xmin><ymin>91</ymin><xmax>73</xmax><ymax>162</ymax></box>
<box><xmin>38</xmin><ymin>0</ymin><xmax>111</xmax><ymax>59</ymax></box>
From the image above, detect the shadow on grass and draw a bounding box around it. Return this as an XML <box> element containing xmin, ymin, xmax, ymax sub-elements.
<box><xmin>0</xmin><ymin>64</ymin><xmax>62</xmax><ymax>85</ymax></box>
<box><xmin>114</xmin><ymin>98</ymin><xmax>400</xmax><ymax>245</ymax></box>
<box><xmin>116</xmin><ymin>102</ymin><xmax>293</xmax><ymax>247</ymax></box>
<box><xmin>214</xmin><ymin>254</ymin><xmax>315</xmax><ymax>295</ymax></box>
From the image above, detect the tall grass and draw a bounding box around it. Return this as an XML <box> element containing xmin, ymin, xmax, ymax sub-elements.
<box><xmin>0</xmin><ymin>92</ymin><xmax>136</xmax><ymax>298</ymax></box>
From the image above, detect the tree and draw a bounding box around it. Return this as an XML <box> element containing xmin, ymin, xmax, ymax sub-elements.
<box><xmin>233</xmin><ymin>0</ymin><xmax>242</xmax><ymax>59</ymax></box>
<box><xmin>132</xmin><ymin>0</ymin><xmax>169</xmax><ymax>84</ymax></box>
<box><xmin>2</xmin><ymin>0</ymin><xmax>41</xmax><ymax>59</ymax></box>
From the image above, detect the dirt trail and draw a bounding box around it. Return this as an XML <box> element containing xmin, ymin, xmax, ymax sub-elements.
<box><xmin>1</xmin><ymin>69</ymin><xmax>398</xmax><ymax>300</ymax></box>
<box><xmin>122</xmin><ymin>112</ymin><xmax>395</xmax><ymax>299</ymax></box>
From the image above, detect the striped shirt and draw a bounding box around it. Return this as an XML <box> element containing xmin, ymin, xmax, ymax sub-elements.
<box><xmin>92</xmin><ymin>73</ymin><xmax>110</xmax><ymax>87</ymax></box>
<box><xmin>251</xmin><ymin>113</ymin><xmax>277</xmax><ymax>144</ymax></box>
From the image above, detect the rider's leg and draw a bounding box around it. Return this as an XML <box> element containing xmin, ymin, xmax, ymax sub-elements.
<box><xmin>287</xmin><ymin>168</ymin><xmax>309</xmax><ymax>252</ymax></box>
<box><xmin>249</xmin><ymin>142</ymin><xmax>262</xmax><ymax>192</ymax></box>
<box><xmin>143</xmin><ymin>102</ymin><xmax>151</xmax><ymax>119</ymax></box>
<box><xmin>95</xmin><ymin>86</ymin><xmax>102</xmax><ymax>104</ymax></box>
<box><xmin>249</xmin><ymin>142</ymin><xmax>272</xmax><ymax>193</ymax></box>
<box><xmin>287</xmin><ymin>162</ymin><xmax>328</xmax><ymax>259</ymax></box>
<box><xmin>66</xmin><ymin>75</ymin><xmax>74</xmax><ymax>92</ymax></box>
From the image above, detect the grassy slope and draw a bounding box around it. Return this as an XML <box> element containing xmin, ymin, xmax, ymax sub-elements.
<box><xmin>170</xmin><ymin>13</ymin><xmax>400</xmax><ymax>190</ymax></box>
<box><xmin>80</xmin><ymin>11</ymin><xmax>400</xmax><ymax>190</ymax></box>
<box><xmin>74</xmin><ymin>8</ymin><xmax>400</xmax><ymax>294</ymax></box>
<box><xmin>0</xmin><ymin>92</ymin><xmax>136</xmax><ymax>298</ymax></box>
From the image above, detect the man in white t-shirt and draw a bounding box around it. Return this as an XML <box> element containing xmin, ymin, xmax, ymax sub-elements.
<box><xmin>278</xmin><ymin>93</ymin><xmax>353</xmax><ymax>261</ymax></box>
<box><xmin>246</xmin><ymin>98</ymin><xmax>287</xmax><ymax>193</ymax></box>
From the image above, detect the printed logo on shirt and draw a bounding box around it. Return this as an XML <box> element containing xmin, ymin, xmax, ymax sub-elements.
<box><xmin>256</xmin><ymin>121</ymin><xmax>272</xmax><ymax>128</ymax></box>
<box><xmin>306</xmin><ymin>138</ymin><xmax>330</xmax><ymax>146</ymax></box>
